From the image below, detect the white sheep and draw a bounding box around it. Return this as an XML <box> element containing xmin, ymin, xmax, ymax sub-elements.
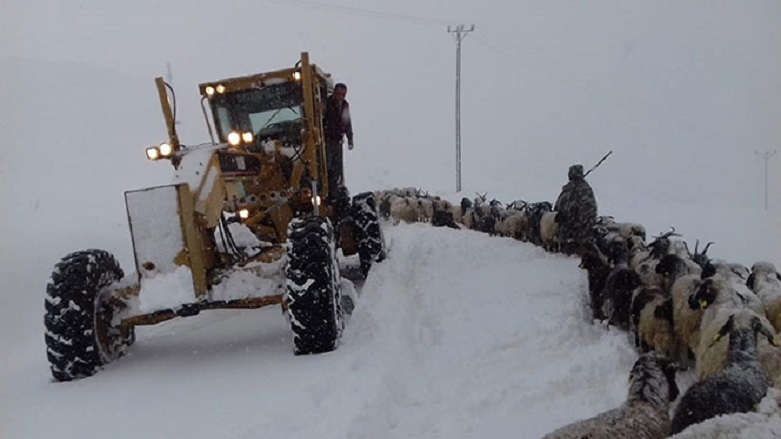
<box><xmin>702</xmin><ymin>259</ymin><xmax>750</xmax><ymax>283</ymax></box>
<box><xmin>494</xmin><ymin>209</ymin><xmax>528</xmax><ymax>241</ymax></box>
<box><xmin>631</xmin><ymin>285</ymin><xmax>676</xmax><ymax>359</ymax></box>
<box><xmin>542</xmin><ymin>352</ymin><xmax>679</xmax><ymax>439</ymax></box>
<box><xmin>415</xmin><ymin>197</ymin><xmax>434</xmax><ymax>222</ymax></box>
<box><xmin>628</xmin><ymin>240</ymin><xmax>660</xmax><ymax>287</ymax></box>
<box><xmin>387</xmin><ymin>195</ymin><xmax>419</xmax><ymax>224</ymax></box>
<box><xmin>539</xmin><ymin>211</ymin><xmax>560</xmax><ymax>252</ymax></box>
<box><xmin>748</xmin><ymin>261</ymin><xmax>781</xmax><ymax>333</ymax></box>
<box><xmin>654</xmin><ymin>254</ymin><xmax>704</xmax><ymax>367</ymax></box>
<box><xmin>617</xmin><ymin>222</ymin><xmax>647</xmax><ymax>241</ymax></box>
<box><xmin>690</xmin><ymin>278</ymin><xmax>775</xmax><ymax>382</ymax></box>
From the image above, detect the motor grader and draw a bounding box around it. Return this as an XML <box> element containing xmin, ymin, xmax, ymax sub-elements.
<box><xmin>44</xmin><ymin>53</ymin><xmax>386</xmax><ymax>382</ymax></box>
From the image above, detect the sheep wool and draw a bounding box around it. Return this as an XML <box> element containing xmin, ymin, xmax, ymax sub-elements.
<box><xmin>670</xmin><ymin>313</ymin><xmax>777</xmax><ymax>435</ymax></box>
<box><xmin>542</xmin><ymin>352</ymin><xmax>678</xmax><ymax>439</ymax></box>
<box><xmin>748</xmin><ymin>261</ymin><xmax>781</xmax><ymax>333</ymax></box>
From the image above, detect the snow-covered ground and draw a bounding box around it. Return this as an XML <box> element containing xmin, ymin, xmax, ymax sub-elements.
<box><xmin>4</xmin><ymin>218</ymin><xmax>781</xmax><ymax>438</ymax></box>
<box><xmin>3</xmin><ymin>2</ymin><xmax>781</xmax><ymax>437</ymax></box>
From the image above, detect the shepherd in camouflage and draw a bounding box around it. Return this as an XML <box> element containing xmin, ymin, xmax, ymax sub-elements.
<box><xmin>554</xmin><ymin>164</ymin><xmax>598</xmax><ymax>255</ymax></box>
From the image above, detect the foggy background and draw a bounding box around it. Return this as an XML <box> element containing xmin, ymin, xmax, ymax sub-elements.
<box><xmin>2</xmin><ymin>0</ymin><xmax>780</xmax><ymax>362</ymax></box>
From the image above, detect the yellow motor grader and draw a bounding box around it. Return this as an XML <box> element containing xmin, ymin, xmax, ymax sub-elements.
<box><xmin>44</xmin><ymin>53</ymin><xmax>385</xmax><ymax>382</ymax></box>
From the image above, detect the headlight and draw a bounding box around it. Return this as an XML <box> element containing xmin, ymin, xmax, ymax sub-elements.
<box><xmin>216</xmin><ymin>84</ymin><xmax>226</xmax><ymax>94</ymax></box>
<box><xmin>238</xmin><ymin>209</ymin><xmax>250</xmax><ymax>220</ymax></box>
<box><xmin>241</xmin><ymin>131</ymin><xmax>254</xmax><ymax>143</ymax></box>
<box><xmin>314</xmin><ymin>195</ymin><xmax>321</xmax><ymax>206</ymax></box>
<box><xmin>205</xmin><ymin>86</ymin><xmax>215</xmax><ymax>96</ymax></box>
<box><xmin>293</xmin><ymin>71</ymin><xmax>302</xmax><ymax>81</ymax></box>
<box><xmin>159</xmin><ymin>142</ymin><xmax>173</xmax><ymax>157</ymax></box>
<box><xmin>146</xmin><ymin>147</ymin><xmax>160</xmax><ymax>160</ymax></box>
<box><xmin>227</xmin><ymin>131</ymin><xmax>241</xmax><ymax>146</ymax></box>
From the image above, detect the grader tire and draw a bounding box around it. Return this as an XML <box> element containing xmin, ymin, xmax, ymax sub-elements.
<box><xmin>285</xmin><ymin>217</ymin><xmax>343</xmax><ymax>355</ymax></box>
<box><xmin>44</xmin><ymin>249</ymin><xmax>130</xmax><ymax>382</ymax></box>
<box><xmin>352</xmin><ymin>192</ymin><xmax>386</xmax><ymax>277</ymax></box>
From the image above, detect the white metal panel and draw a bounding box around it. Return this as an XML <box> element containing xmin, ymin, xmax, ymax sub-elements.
<box><xmin>125</xmin><ymin>185</ymin><xmax>196</xmax><ymax>312</ymax></box>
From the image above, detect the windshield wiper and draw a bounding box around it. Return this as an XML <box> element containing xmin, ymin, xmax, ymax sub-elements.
<box><xmin>260</xmin><ymin>106</ymin><xmax>299</xmax><ymax>131</ymax></box>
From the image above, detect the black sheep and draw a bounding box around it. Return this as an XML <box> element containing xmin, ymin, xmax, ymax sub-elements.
<box><xmin>670</xmin><ymin>313</ymin><xmax>779</xmax><ymax>434</ymax></box>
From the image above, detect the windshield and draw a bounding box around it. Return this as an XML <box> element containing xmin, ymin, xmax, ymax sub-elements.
<box><xmin>251</xmin><ymin>106</ymin><xmax>301</xmax><ymax>135</ymax></box>
<box><xmin>212</xmin><ymin>82</ymin><xmax>304</xmax><ymax>145</ymax></box>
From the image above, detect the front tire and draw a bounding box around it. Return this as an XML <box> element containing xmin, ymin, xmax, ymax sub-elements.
<box><xmin>285</xmin><ymin>217</ymin><xmax>343</xmax><ymax>355</ymax></box>
<box><xmin>44</xmin><ymin>249</ymin><xmax>132</xmax><ymax>381</ymax></box>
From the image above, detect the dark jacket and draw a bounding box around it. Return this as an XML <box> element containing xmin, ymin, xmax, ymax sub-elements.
<box><xmin>323</xmin><ymin>97</ymin><xmax>353</xmax><ymax>143</ymax></box>
<box><xmin>554</xmin><ymin>164</ymin><xmax>598</xmax><ymax>245</ymax></box>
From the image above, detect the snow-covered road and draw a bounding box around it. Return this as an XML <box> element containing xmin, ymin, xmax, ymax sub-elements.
<box><xmin>3</xmin><ymin>223</ymin><xmax>639</xmax><ymax>439</ymax></box>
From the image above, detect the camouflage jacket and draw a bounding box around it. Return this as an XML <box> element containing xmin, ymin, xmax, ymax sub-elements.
<box><xmin>554</xmin><ymin>177</ymin><xmax>597</xmax><ymax>243</ymax></box>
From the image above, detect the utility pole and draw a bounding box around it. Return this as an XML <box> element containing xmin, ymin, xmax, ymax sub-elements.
<box><xmin>756</xmin><ymin>150</ymin><xmax>777</xmax><ymax>211</ymax></box>
<box><xmin>448</xmin><ymin>24</ymin><xmax>474</xmax><ymax>192</ymax></box>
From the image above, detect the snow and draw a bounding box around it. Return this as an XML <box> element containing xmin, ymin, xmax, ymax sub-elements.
<box><xmin>2</xmin><ymin>2</ymin><xmax>781</xmax><ymax>438</ymax></box>
<box><xmin>136</xmin><ymin>265</ymin><xmax>197</xmax><ymax>314</ymax></box>
<box><xmin>7</xmin><ymin>220</ymin><xmax>780</xmax><ymax>437</ymax></box>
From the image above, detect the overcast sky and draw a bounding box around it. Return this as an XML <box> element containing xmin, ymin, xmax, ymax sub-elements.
<box><xmin>4</xmin><ymin>1</ymin><xmax>780</xmax><ymax>195</ymax></box>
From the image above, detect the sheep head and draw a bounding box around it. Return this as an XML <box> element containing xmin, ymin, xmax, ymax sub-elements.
<box><xmin>460</xmin><ymin>197</ymin><xmax>472</xmax><ymax>214</ymax></box>
<box><xmin>579</xmin><ymin>241</ymin><xmax>609</xmax><ymax>270</ymax></box>
<box><xmin>688</xmin><ymin>278</ymin><xmax>724</xmax><ymax>310</ymax></box>
<box><xmin>691</xmin><ymin>239</ymin><xmax>714</xmax><ymax>269</ymax></box>
<box><xmin>655</xmin><ymin>254</ymin><xmax>683</xmax><ymax>276</ymax></box>
<box><xmin>628</xmin><ymin>352</ymin><xmax>680</xmax><ymax>404</ymax></box>
<box><xmin>710</xmin><ymin>313</ymin><xmax>780</xmax><ymax>348</ymax></box>
<box><xmin>747</xmin><ymin>261</ymin><xmax>780</xmax><ymax>291</ymax></box>
<box><xmin>648</xmin><ymin>227</ymin><xmax>681</xmax><ymax>259</ymax></box>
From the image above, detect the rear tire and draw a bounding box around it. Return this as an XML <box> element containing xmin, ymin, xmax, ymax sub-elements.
<box><xmin>352</xmin><ymin>192</ymin><xmax>386</xmax><ymax>277</ymax></box>
<box><xmin>44</xmin><ymin>249</ymin><xmax>132</xmax><ymax>381</ymax></box>
<box><xmin>285</xmin><ymin>217</ymin><xmax>343</xmax><ymax>355</ymax></box>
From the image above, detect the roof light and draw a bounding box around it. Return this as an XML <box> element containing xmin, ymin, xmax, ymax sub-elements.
<box><xmin>227</xmin><ymin>131</ymin><xmax>241</xmax><ymax>146</ymax></box>
<box><xmin>205</xmin><ymin>86</ymin><xmax>215</xmax><ymax>96</ymax></box>
<box><xmin>242</xmin><ymin>131</ymin><xmax>254</xmax><ymax>143</ymax></box>
<box><xmin>216</xmin><ymin>84</ymin><xmax>226</xmax><ymax>94</ymax></box>
<box><xmin>293</xmin><ymin>71</ymin><xmax>302</xmax><ymax>81</ymax></box>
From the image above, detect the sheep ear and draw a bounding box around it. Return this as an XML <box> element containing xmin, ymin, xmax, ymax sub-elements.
<box><xmin>761</xmin><ymin>328</ymin><xmax>779</xmax><ymax>347</ymax></box>
<box><xmin>710</xmin><ymin>315</ymin><xmax>735</xmax><ymax>346</ymax></box>
<box><xmin>755</xmin><ymin>318</ymin><xmax>780</xmax><ymax>346</ymax></box>
<box><xmin>709</xmin><ymin>333</ymin><xmax>723</xmax><ymax>347</ymax></box>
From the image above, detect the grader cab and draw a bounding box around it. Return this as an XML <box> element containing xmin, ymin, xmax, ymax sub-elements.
<box><xmin>44</xmin><ymin>53</ymin><xmax>386</xmax><ymax>382</ymax></box>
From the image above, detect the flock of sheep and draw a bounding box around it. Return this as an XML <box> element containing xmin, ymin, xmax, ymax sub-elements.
<box><xmin>374</xmin><ymin>187</ymin><xmax>781</xmax><ymax>438</ymax></box>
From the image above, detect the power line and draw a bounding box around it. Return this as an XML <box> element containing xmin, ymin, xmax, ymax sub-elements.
<box><xmin>260</xmin><ymin>0</ymin><xmax>454</xmax><ymax>26</ymax></box>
